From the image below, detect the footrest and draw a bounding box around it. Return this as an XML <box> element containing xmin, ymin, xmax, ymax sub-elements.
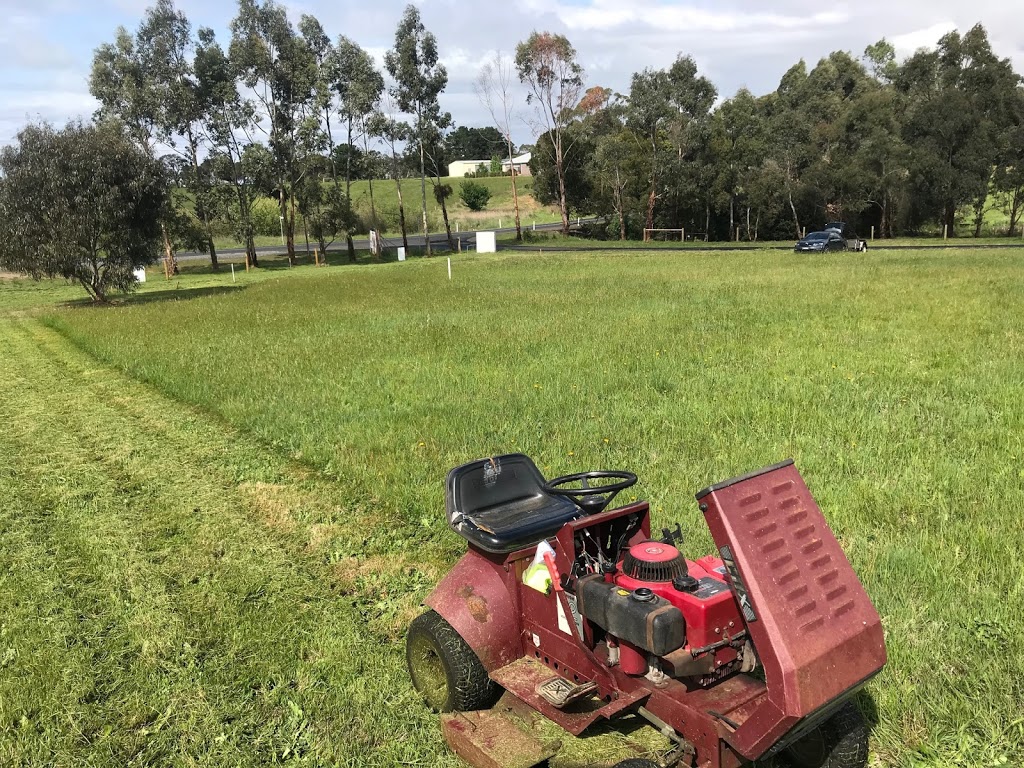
<box><xmin>491</xmin><ymin>657</ymin><xmax>649</xmax><ymax>736</ymax></box>
<box><xmin>536</xmin><ymin>677</ymin><xmax>599</xmax><ymax>708</ymax></box>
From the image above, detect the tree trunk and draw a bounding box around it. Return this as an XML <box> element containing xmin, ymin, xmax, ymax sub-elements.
<box><xmin>705</xmin><ymin>203</ymin><xmax>711</xmax><ymax>242</ymax></box>
<box><xmin>645</xmin><ymin>144</ymin><xmax>657</xmax><ymax>233</ymax></box>
<box><xmin>280</xmin><ymin>187</ymin><xmax>295</xmax><ymax>266</ymax></box>
<box><xmin>185</xmin><ymin>127</ymin><xmax>218</xmax><ymax>270</ymax></box>
<box><xmin>394</xmin><ymin>174</ymin><xmax>409</xmax><ymax>252</ymax></box>
<box><xmin>788</xmin><ymin>189</ymin><xmax>800</xmax><ymax>239</ymax></box>
<box><xmin>616</xmin><ymin>168</ymin><xmax>626</xmax><ymax>241</ymax></box>
<box><xmin>972</xmin><ymin>193</ymin><xmax>986</xmax><ymax>238</ymax></box>
<box><xmin>729</xmin><ymin>195</ymin><xmax>735</xmax><ymax>241</ymax></box>
<box><xmin>419</xmin><ymin>139</ymin><xmax>430</xmax><ymax>255</ymax></box>
<box><xmin>439</xmin><ymin>188</ymin><xmax>454</xmax><ymax>250</ymax></box>
<box><xmin>161</xmin><ymin>223</ymin><xmax>177</xmax><ymax>278</ymax></box>
<box><xmin>289</xmin><ymin>189</ymin><xmax>298</xmax><ymax>263</ymax></box>
<box><xmin>944</xmin><ymin>204</ymin><xmax>956</xmax><ymax>237</ymax></box>
<box><xmin>1008</xmin><ymin>185</ymin><xmax>1022</xmax><ymax>237</ymax></box>
<box><xmin>746</xmin><ymin>206</ymin><xmax>751</xmax><ymax>241</ymax></box>
<box><xmin>507</xmin><ymin>139</ymin><xmax>522</xmax><ymax>241</ymax></box>
<box><xmin>345</xmin><ymin>118</ymin><xmax>356</xmax><ymax>263</ymax></box>
<box><xmin>554</xmin><ymin>135</ymin><xmax>570</xmax><ymax>235</ymax></box>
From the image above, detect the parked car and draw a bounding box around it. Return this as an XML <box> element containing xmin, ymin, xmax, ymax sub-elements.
<box><xmin>794</xmin><ymin>230</ymin><xmax>847</xmax><ymax>253</ymax></box>
<box><xmin>825</xmin><ymin>221</ymin><xmax>869</xmax><ymax>252</ymax></box>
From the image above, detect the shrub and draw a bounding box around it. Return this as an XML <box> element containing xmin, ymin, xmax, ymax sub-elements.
<box><xmin>459</xmin><ymin>180</ymin><xmax>492</xmax><ymax>211</ymax></box>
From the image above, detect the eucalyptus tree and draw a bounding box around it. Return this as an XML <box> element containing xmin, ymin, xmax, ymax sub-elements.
<box><xmin>993</xmin><ymin>89</ymin><xmax>1024</xmax><ymax>236</ymax></box>
<box><xmin>194</xmin><ymin>26</ymin><xmax>260</xmax><ymax>266</ymax></box>
<box><xmin>476</xmin><ymin>52</ymin><xmax>524</xmax><ymax>240</ymax></box>
<box><xmin>515</xmin><ymin>32</ymin><xmax>584</xmax><ymax>234</ymax></box>
<box><xmin>334</xmin><ymin>36</ymin><xmax>385</xmax><ymax>255</ymax></box>
<box><xmin>895</xmin><ymin>25</ymin><xmax>1018</xmax><ymax>234</ymax></box>
<box><xmin>368</xmin><ymin>103</ymin><xmax>411</xmax><ymax>251</ymax></box>
<box><xmin>710</xmin><ymin>88</ymin><xmax>766</xmax><ymax>239</ymax></box>
<box><xmin>131</xmin><ymin>0</ymin><xmax>227</xmax><ymax>268</ymax></box>
<box><xmin>230</xmin><ymin>0</ymin><xmax>316</xmax><ymax>265</ymax></box>
<box><xmin>91</xmin><ymin>13</ymin><xmax>180</xmax><ymax>275</ymax></box>
<box><xmin>0</xmin><ymin>121</ymin><xmax>166</xmax><ymax>302</ymax></box>
<box><xmin>385</xmin><ymin>4</ymin><xmax>450</xmax><ymax>255</ymax></box>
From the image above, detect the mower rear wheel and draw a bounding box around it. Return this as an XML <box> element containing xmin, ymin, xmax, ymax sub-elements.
<box><xmin>782</xmin><ymin>701</ymin><xmax>869</xmax><ymax>768</ymax></box>
<box><xmin>406</xmin><ymin>610</ymin><xmax>500</xmax><ymax>712</ymax></box>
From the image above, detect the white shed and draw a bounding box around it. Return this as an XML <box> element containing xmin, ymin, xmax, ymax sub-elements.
<box><xmin>447</xmin><ymin>160</ymin><xmax>490</xmax><ymax>177</ymax></box>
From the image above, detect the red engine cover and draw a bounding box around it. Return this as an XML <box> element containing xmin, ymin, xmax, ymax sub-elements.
<box><xmin>615</xmin><ymin>555</ymin><xmax>743</xmax><ymax>650</ymax></box>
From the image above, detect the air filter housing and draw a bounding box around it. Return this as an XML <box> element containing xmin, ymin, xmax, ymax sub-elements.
<box><xmin>621</xmin><ymin>541</ymin><xmax>688</xmax><ymax>583</ymax></box>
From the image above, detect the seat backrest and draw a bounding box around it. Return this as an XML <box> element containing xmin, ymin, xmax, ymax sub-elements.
<box><xmin>445</xmin><ymin>453</ymin><xmax>548</xmax><ymax>525</ymax></box>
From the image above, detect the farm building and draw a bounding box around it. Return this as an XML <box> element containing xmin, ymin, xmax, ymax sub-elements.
<box><xmin>447</xmin><ymin>152</ymin><xmax>532</xmax><ymax>177</ymax></box>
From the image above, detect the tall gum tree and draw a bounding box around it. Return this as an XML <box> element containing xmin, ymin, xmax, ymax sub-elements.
<box><xmin>334</xmin><ymin>37</ymin><xmax>385</xmax><ymax>255</ymax></box>
<box><xmin>194</xmin><ymin>26</ymin><xmax>260</xmax><ymax>267</ymax></box>
<box><xmin>385</xmin><ymin>4</ymin><xmax>449</xmax><ymax>256</ymax></box>
<box><xmin>515</xmin><ymin>31</ymin><xmax>584</xmax><ymax>235</ymax></box>
<box><xmin>476</xmin><ymin>52</ymin><xmax>524</xmax><ymax>240</ymax></box>
<box><xmin>136</xmin><ymin>0</ymin><xmax>221</xmax><ymax>269</ymax></box>
<box><xmin>230</xmin><ymin>0</ymin><xmax>316</xmax><ymax>265</ymax></box>
<box><xmin>91</xmin><ymin>17</ymin><xmax>179</xmax><ymax>277</ymax></box>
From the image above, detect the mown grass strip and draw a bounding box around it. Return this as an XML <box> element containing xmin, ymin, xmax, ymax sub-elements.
<box><xmin>0</xmin><ymin>318</ymin><xmax>459</xmax><ymax>766</ymax></box>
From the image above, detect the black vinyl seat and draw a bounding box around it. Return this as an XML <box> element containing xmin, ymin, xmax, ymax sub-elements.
<box><xmin>445</xmin><ymin>454</ymin><xmax>581</xmax><ymax>553</ymax></box>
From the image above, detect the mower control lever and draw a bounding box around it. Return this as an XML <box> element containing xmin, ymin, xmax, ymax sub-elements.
<box><xmin>543</xmin><ymin>470</ymin><xmax>638</xmax><ymax>515</ymax></box>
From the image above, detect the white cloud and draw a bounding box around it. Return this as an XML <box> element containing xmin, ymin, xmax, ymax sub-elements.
<box><xmin>891</xmin><ymin>22</ymin><xmax>958</xmax><ymax>56</ymax></box>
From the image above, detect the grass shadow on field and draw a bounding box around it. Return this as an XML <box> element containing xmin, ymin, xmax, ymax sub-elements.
<box><xmin>62</xmin><ymin>285</ymin><xmax>248</xmax><ymax>309</ymax></box>
<box><xmin>124</xmin><ymin>285</ymin><xmax>247</xmax><ymax>305</ymax></box>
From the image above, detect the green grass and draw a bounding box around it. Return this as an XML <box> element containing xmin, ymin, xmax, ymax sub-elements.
<box><xmin>3</xmin><ymin>247</ymin><xmax>1024</xmax><ymax>766</ymax></box>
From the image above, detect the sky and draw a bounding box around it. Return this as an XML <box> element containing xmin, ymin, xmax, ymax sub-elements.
<box><xmin>2</xmin><ymin>0</ymin><xmax>1022</xmax><ymax>150</ymax></box>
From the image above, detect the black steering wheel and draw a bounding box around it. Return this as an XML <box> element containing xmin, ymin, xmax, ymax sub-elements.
<box><xmin>543</xmin><ymin>470</ymin><xmax>638</xmax><ymax>515</ymax></box>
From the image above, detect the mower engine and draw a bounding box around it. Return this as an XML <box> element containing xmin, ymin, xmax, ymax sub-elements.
<box><xmin>578</xmin><ymin>541</ymin><xmax>752</xmax><ymax>687</ymax></box>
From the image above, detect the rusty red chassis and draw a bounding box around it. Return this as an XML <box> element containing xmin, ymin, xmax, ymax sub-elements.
<box><xmin>409</xmin><ymin>455</ymin><xmax>886</xmax><ymax>768</ymax></box>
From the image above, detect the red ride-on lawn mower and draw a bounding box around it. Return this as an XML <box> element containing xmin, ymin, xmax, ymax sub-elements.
<box><xmin>407</xmin><ymin>455</ymin><xmax>886</xmax><ymax>768</ymax></box>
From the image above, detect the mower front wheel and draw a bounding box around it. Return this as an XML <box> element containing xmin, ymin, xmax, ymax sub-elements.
<box><xmin>782</xmin><ymin>701</ymin><xmax>869</xmax><ymax>768</ymax></box>
<box><xmin>406</xmin><ymin>609</ymin><xmax>500</xmax><ymax>712</ymax></box>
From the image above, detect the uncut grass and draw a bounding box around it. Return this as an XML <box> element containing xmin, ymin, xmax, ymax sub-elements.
<box><xmin>38</xmin><ymin>247</ymin><xmax>1024</xmax><ymax>765</ymax></box>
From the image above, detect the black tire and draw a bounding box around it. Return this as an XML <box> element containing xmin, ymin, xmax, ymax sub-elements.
<box><xmin>406</xmin><ymin>609</ymin><xmax>500</xmax><ymax>712</ymax></box>
<box><xmin>782</xmin><ymin>701</ymin><xmax>869</xmax><ymax>768</ymax></box>
<box><xmin>612</xmin><ymin>761</ymin><xmax>659</xmax><ymax>768</ymax></box>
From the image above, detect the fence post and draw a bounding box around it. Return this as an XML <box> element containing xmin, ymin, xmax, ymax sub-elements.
<box><xmin>871</xmin><ymin>225</ymin><xmax>875</xmax><ymax>241</ymax></box>
<box><xmin>943</xmin><ymin>224</ymin><xmax>948</xmax><ymax>241</ymax></box>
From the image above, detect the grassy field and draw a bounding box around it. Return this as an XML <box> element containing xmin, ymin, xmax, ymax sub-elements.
<box><xmin>3</xmin><ymin>247</ymin><xmax>1024</xmax><ymax>766</ymax></box>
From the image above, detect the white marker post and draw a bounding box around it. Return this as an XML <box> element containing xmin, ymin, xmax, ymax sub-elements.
<box><xmin>447</xmin><ymin>257</ymin><xmax>452</xmax><ymax>281</ymax></box>
<box><xmin>231</xmin><ymin>264</ymin><xmax>236</xmax><ymax>283</ymax></box>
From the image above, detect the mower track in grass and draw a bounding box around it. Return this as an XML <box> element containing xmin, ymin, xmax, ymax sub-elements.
<box><xmin>0</xmin><ymin>316</ymin><xmax>663</xmax><ymax>767</ymax></box>
<box><xmin>0</xmin><ymin>317</ymin><xmax>458</xmax><ymax>767</ymax></box>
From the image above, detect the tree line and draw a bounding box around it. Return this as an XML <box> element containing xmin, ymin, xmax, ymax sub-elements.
<box><xmin>2</xmin><ymin>4</ymin><xmax>1022</xmax><ymax>302</ymax></box>
<box><xmin>527</xmin><ymin>25</ymin><xmax>1024</xmax><ymax>241</ymax></box>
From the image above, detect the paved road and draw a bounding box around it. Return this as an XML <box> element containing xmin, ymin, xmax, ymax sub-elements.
<box><xmin>177</xmin><ymin>219</ymin><xmax>598</xmax><ymax>262</ymax></box>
